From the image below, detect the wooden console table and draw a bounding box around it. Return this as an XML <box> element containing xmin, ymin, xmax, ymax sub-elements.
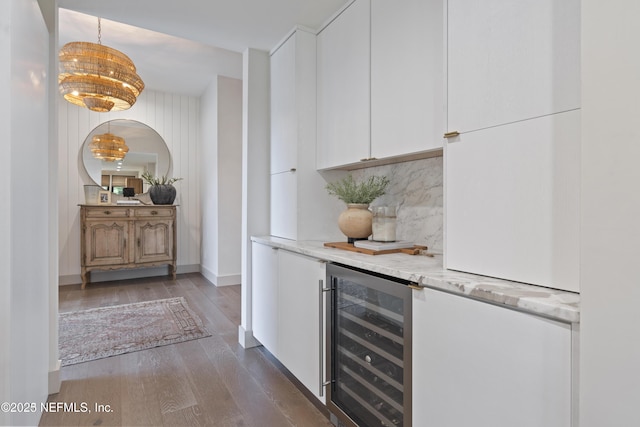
<box><xmin>80</xmin><ymin>204</ymin><xmax>177</xmax><ymax>288</ymax></box>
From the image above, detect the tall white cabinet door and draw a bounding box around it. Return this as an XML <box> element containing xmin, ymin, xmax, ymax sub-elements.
<box><xmin>371</xmin><ymin>0</ymin><xmax>443</xmax><ymax>158</ymax></box>
<box><xmin>316</xmin><ymin>0</ymin><xmax>371</xmax><ymax>169</ymax></box>
<box><xmin>251</xmin><ymin>242</ymin><xmax>279</xmax><ymax>356</ymax></box>
<box><xmin>445</xmin><ymin>110</ymin><xmax>580</xmax><ymax>291</ymax></box>
<box><xmin>270</xmin><ymin>171</ymin><xmax>297</xmax><ymax>240</ymax></box>
<box><xmin>413</xmin><ymin>288</ymin><xmax>572</xmax><ymax>427</ymax></box>
<box><xmin>269</xmin><ymin>28</ymin><xmax>322</xmax><ymax>241</ymax></box>
<box><xmin>270</xmin><ymin>33</ymin><xmax>297</xmax><ymax>174</ymax></box>
<box><xmin>447</xmin><ymin>0</ymin><xmax>580</xmax><ymax>133</ymax></box>
<box><xmin>277</xmin><ymin>250</ymin><xmax>327</xmax><ymax>404</ymax></box>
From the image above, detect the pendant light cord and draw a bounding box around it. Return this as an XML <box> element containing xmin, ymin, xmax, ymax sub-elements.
<box><xmin>97</xmin><ymin>18</ymin><xmax>102</xmax><ymax>45</ymax></box>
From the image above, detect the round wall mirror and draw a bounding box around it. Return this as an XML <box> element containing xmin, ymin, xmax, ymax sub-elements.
<box><xmin>82</xmin><ymin>119</ymin><xmax>171</xmax><ymax>195</ymax></box>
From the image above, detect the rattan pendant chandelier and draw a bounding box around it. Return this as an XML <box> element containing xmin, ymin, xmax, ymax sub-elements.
<box><xmin>58</xmin><ymin>18</ymin><xmax>144</xmax><ymax>112</ymax></box>
<box><xmin>90</xmin><ymin>130</ymin><xmax>129</xmax><ymax>162</ymax></box>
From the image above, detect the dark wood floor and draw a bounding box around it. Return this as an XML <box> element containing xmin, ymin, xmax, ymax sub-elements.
<box><xmin>40</xmin><ymin>273</ymin><xmax>333</xmax><ymax>427</ymax></box>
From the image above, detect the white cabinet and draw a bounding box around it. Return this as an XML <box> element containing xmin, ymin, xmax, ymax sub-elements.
<box><xmin>277</xmin><ymin>250</ymin><xmax>327</xmax><ymax>404</ymax></box>
<box><xmin>269</xmin><ymin>28</ymin><xmax>343</xmax><ymax>241</ymax></box>
<box><xmin>446</xmin><ymin>110</ymin><xmax>580</xmax><ymax>290</ymax></box>
<box><xmin>317</xmin><ymin>0</ymin><xmax>443</xmax><ymax>170</ymax></box>
<box><xmin>447</xmin><ymin>0</ymin><xmax>580</xmax><ymax>133</ymax></box>
<box><xmin>270</xmin><ymin>171</ymin><xmax>297</xmax><ymax>240</ymax></box>
<box><xmin>444</xmin><ymin>0</ymin><xmax>581</xmax><ymax>292</ymax></box>
<box><xmin>270</xmin><ymin>29</ymin><xmax>312</xmax><ymax>239</ymax></box>
<box><xmin>413</xmin><ymin>287</ymin><xmax>573</xmax><ymax>427</ymax></box>
<box><xmin>316</xmin><ymin>0</ymin><xmax>371</xmax><ymax>169</ymax></box>
<box><xmin>251</xmin><ymin>243</ymin><xmax>327</xmax><ymax>403</ymax></box>
<box><xmin>251</xmin><ymin>242</ymin><xmax>279</xmax><ymax>355</ymax></box>
<box><xmin>370</xmin><ymin>0</ymin><xmax>443</xmax><ymax>158</ymax></box>
<box><xmin>270</xmin><ymin>31</ymin><xmax>297</xmax><ymax>175</ymax></box>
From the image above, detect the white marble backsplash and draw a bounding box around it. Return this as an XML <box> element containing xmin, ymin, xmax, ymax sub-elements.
<box><xmin>351</xmin><ymin>156</ymin><xmax>443</xmax><ymax>253</ymax></box>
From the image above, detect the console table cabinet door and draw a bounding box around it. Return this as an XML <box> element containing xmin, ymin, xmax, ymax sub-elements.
<box><xmin>134</xmin><ymin>220</ymin><xmax>174</xmax><ymax>263</ymax></box>
<box><xmin>84</xmin><ymin>221</ymin><xmax>129</xmax><ymax>266</ymax></box>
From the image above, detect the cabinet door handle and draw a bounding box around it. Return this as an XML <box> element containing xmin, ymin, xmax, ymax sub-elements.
<box><xmin>319</xmin><ymin>279</ymin><xmax>332</xmax><ymax>397</ymax></box>
<box><xmin>103</xmin><ymin>210</ymin><xmax>111</xmax><ymax>215</ymax></box>
<box><xmin>150</xmin><ymin>210</ymin><xmax>158</xmax><ymax>215</ymax></box>
<box><xmin>408</xmin><ymin>282</ymin><xmax>425</xmax><ymax>291</ymax></box>
<box><xmin>444</xmin><ymin>131</ymin><xmax>460</xmax><ymax>138</ymax></box>
<box><xmin>289</xmin><ymin>168</ymin><xmax>297</xmax><ymax>172</ymax></box>
<box><xmin>137</xmin><ymin>238</ymin><xmax>141</xmax><ymax>247</ymax></box>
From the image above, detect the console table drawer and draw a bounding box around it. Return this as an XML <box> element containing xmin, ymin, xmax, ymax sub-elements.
<box><xmin>134</xmin><ymin>207</ymin><xmax>175</xmax><ymax>218</ymax></box>
<box><xmin>84</xmin><ymin>208</ymin><xmax>130</xmax><ymax>218</ymax></box>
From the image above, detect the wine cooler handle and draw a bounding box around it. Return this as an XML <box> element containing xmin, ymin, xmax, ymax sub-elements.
<box><xmin>319</xmin><ymin>278</ymin><xmax>331</xmax><ymax>397</ymax></box>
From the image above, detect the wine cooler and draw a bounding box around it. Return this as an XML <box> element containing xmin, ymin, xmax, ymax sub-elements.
<box><xmin>326</xmin><ymin>263</ymin><xmax>412</xmax><ymax>427</ymax></box>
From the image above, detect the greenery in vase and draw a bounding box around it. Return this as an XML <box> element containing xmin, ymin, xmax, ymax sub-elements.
<box><xmin>141</xmin><ymin>171</ymin><xmax>183</xmax><ymax>186</ymax></box>
<box><xmin>326</xmin><ymin>174</ymin><xmax>390</xmax><ymax>204</ymax></box>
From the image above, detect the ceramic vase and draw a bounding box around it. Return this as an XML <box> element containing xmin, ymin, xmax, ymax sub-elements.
<box><xmin>338</xmin><ymin>203</ymin><xmax>372</xmax><ymax>243</ymax></box>
<box><xmin>149</xmin><ymin>184</ymin><xmax>177</xmax><ymax>205</ymax></box>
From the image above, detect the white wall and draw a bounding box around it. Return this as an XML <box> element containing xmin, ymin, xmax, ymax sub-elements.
<box><xmin>0</xmin><ymin>2</ymin><xmax>12</xmax><ymax>424</ymax></box>
<box><xmin>200</xmin><ymin>76</ymin><xmax>243</xmax><ymax>285</ymax></box>
<box><xmin>58</xmin><ymin>89</ymin><xmax>202</xmax><ymax>284</ymax></box>
<box><xmin>0</xmin><ymin>0</ymin><xmax>51</xmax><ymax>425</ymax></box>
<box><xmin>239</xmin><ymin>48</ymin><xmax>271</xmax><ymax>348</ymax></box>
<box><xmin>200</xmin><ymin>77</ymin><xmax>220</xmax><ymax>281</ymax></box>
<box><xmin>580</xmin><ymin>0</ymin><xmax>640</xmax><ymax>425</ymax></box>
<box><xmin>39</xmin><ymin>0</ymin><xmax>61</xmax><ymax>396</ymax></box>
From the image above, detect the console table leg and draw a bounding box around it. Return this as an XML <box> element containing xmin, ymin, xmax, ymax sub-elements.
<box><xmin>81</xmin><ymin>269</ymin><xmax>88</xmax><ymax>289</ymax></box>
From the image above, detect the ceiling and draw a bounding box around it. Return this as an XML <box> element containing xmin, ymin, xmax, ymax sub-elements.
<box><xmin>57</xmin><ymin>0</ymin><xmax>349</xmax><ymax>96</ymax></box>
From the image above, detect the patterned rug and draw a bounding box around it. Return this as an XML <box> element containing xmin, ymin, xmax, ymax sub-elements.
<box><xmin>59</xmin><ymin>297</ymin><xmax>210</xmax><ymax>366</ymax></box>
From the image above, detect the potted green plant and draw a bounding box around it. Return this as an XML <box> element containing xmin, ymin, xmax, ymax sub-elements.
<box><xmin>326</xmin><ymin>174</ymin><xmax>390</xmax><ymax>242</ymax></box>
<box><xmin>141</xmin><ymin>172</ymin><xmax>183</xmax><ymax>205</ymax></box>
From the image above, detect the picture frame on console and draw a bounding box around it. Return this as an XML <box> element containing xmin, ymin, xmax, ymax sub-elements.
<box><xmin>98</xmin><ymin>190</ymin><xmax>111</xmax><ymax>205</ymax></box>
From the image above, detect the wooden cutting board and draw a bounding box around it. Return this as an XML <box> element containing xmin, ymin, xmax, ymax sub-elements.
<box><xmin>324</xmin><ymin>241</ymin><xmax>428</xmax><ymax>255</ymax></box>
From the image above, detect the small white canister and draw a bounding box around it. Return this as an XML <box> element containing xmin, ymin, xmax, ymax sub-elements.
<box><xmin>372</xmin><ymin>206</ymin><xmax>397</xmax><ymax>242</ymax></box>
<box><xmin>83</xmin><ymin>185</ymin><xmax>101</xmax><ymax>205</ymax></box>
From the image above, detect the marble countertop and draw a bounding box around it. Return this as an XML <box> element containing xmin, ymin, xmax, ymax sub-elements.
<box><xmin>251</xmin><ymin>236</ymin><xmax>580</xmax><ymax>323</ymax></box>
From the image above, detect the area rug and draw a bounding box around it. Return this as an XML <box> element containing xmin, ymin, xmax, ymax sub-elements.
<box><xmin>59</xmin><ymin>297</ymin><xmax>210</xmax><ymax>366</ymax></box>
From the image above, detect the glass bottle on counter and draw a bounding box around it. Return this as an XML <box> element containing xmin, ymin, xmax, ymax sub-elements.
<box><xmin>372</xmin><ymin>206</ymin><xmax>397</xmax><ymax>242</ymax></box>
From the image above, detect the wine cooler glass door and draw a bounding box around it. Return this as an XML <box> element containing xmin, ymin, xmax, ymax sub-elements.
<box><xmin>328</xmin><ymin>264</ymin><xmax>412</xmax><ymax>427</ymax></box>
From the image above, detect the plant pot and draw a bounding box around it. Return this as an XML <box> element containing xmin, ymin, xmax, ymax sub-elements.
<box><xmin>83</xmin><ymin>185</ymin><xmax>101</xmax><ymax>205</ymax></box>
<box><xmin>338</xmin><ymin>203</ymin><xmax>372</xmax><ymax>243</ymax></box>
<box><xmin>149</xmin><ymin>184</ymin><xmax>176</xmax><ymax>205</ymax></box>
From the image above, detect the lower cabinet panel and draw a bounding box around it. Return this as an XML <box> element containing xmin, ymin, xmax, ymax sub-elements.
<box><xmin>413</xmin><ymin>287</ymin><xmax>572</xmax><ymax>427</ymax></box>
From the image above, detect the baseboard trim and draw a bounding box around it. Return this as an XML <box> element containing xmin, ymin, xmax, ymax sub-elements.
<box><xmin>216</xmin><ymin>274</ymin><xmax>241</xmax><ymax>286</ymax></box>
<box><xmin>48</xmin><ymin>359</ymin><xmax>61</xmax><ymax>395</ymax></box>
<box><xmin>201</xmin><ymin>266</ymin><xmax>241</xmax><ymax>287</ymax></box>
<box><xmin>238</xmin><ymin>325</ymin><xmax>260</xmax><ymax>349</ymax></box>
<box><xmin>58</xmin><ymin>264</ymin><xmax>201</xmax><ymax>286</ymax></box>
